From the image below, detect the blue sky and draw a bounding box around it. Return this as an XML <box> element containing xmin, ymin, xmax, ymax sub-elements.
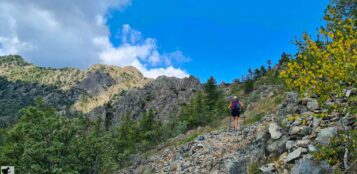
<box><xmin>106</xmin><ymin>0</ymin><xmax>328</xmax><ymax>82</ymax></box>
<box><xmin>0</xmin><ymin>0</ymin><xmax>329</xmax><ymax>83</ymax></box>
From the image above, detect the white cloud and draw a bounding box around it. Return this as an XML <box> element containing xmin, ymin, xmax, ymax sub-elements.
<box><xmin>142</xmin><ymin>66</ymin><xmax>189</xmax><ymax>79</ymax></box>
<box><xmin>0</xmin><ymin>0</ymin><xmax>189</xmax><ymax>78</ymax></box>
<box><xmin>95</xmin><ymin>24</ymin><xmax>189</xmax><ymax>78</ymax></box>
<box><xmin>0</xmin><ymin>36</ymin><xmax>34</xmax><ymax>55</ymax></box>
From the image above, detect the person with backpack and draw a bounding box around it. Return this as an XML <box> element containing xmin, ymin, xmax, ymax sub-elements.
<box><xmin>228</xmin><ymin>96</ymin><xmax>244</xmax><ymax>129</ymax></box>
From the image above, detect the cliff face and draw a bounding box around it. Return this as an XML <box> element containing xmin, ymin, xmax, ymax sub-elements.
<box><xmin>107</xmin><ymin>76</ymin><xmax>201</xmax><ymax>123</ymax></box>
<box><xmin>0</xmin><ymin>55</ymin><xmax>200</xmax><ymax>126</ymax></box>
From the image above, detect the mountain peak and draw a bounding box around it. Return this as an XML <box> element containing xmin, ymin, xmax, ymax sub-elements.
<box><xmin>87</xmin><ymin>64</ymin><xmax>145</xmax><ymax>81</ymax></box>
<box><xmin>0</xmin><ymin>55</ymin><xmax>31</xmax><ymax>66</ymax></box>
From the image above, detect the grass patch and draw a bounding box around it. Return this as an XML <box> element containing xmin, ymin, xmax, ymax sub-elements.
<box><xmin>242</xmin><ymin>93</ymin><xmax>284</xmax><ymax>125</ymax></box>
<box><xmin>177</xmin><ymin>131</ymin><xmax>201</xmax><ymax>145</ymax></box>
<box><xmin>247</xmin><ymin>161</ymin><xmax>261</xmax><ymax>174</ymax></box>
<box><xmin>163</xmin><ymin>115</ymin><xmax>232</xmax><ymax>148</ymax></box>
<box><xmin>244</xmin><ymin>113</ymin><xmax>265</xmax><ymax>125</ymax></box>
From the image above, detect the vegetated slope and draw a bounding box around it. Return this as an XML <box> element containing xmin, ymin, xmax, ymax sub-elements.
<box><xmin>118</xmin><ymin>0</ymin><xmax>357</xmax><ymax>171</ymax></box>
<box><xmin>117</xmin><ymin>78</ymin><xmax>286</xmax><ymax>173</ymax></box>
<box><xmin>0</xmin><ymin>55</ymin><xmax>201</xmax><ymax>127</ymax></box>
<box><xmin>0</xmin><ymin>76</ymin><xmax>83</xmax><ymax>127</ymax></box>
<box><xmin>0</xmin><ymin>55</ymin><xmax>149</xmax><ymax>113</ymax></box>
<box><xmin>118</xmin><ymin>77</ymin><xmax>356</xmax><ymax>174</ymax></box>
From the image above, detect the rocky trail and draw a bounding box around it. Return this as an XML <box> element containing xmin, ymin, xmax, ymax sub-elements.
<box><xmin>118</xmin><ymin>119</ymin><xmax>267</xmax><ymax>174</ymax></box>
<box><xmin>119</xmin><ymin>89</ymin><xmax>357</xmax><ymax>174</ymax></box>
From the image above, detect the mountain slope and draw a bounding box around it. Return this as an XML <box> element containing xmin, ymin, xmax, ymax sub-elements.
<box><xmin>0</xmin><ymin>55</ymin><xmax>200</xmax><ymax>127</ymax></box>
<box><xmin>118</xmin><ymin>84</ymin><xmax>356</xmax><ymax>174</ymax></box>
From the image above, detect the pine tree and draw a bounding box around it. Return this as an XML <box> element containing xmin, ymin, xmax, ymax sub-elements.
<box><xmin>115</xmin><ymin>112</ymin><xmax>137</xmax><ymax>156</ymax></box>
<box><xmin>248</xmin><ymin>68</ymin><xmax>254</xmax><ymax>79</ymax></box>
<box><xmin>104</xmin><ymin>102</ymin><xmax>114</xmax><ymax>131</ymax></box>
<box><xmin>254</xmin><ymin>68</ymin><xmax>261</xmax><ymax>80</ymax></box>
<box><xmin>140</xmin><ymin>109</ymin><xmax>155</xmax><ymax>133</ymax></box>
<box><xmin>279</xmin><ymin>52</ymin><xmax>291</xmax><ymax>65</ymax></box>
<box><xmin>204</xmin><ymin>76</ymin><xmax>219</xmax><ymax>111</ymax></box>
<box><xmin>260</xmin><ymin>65</ymin><xmax>267</xmax><ymax>75</ymax></box>
<box><xmin>267</xmin><ymin>59</ymin><xmax>272</xmax><ymax>70</ymax></box>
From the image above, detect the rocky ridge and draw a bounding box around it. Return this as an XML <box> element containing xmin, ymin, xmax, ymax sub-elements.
<box><xmin>0</xmin><ymin>55</ymin><xmax>200</xmax><ymax>126</ymax></box>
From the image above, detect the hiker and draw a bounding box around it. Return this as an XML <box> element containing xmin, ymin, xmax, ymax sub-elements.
<box><xmin>228</xmin><ymin>96</ymin><xmax>244</xmax><ymax>129</ymax></box>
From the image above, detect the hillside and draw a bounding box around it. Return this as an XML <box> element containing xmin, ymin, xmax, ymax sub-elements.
<box><xmin>0</xmin><ymin>55</ymin><xmax>200</xmax><ymax>127</ymax></box>
<box><xmin>0</xmin><ymin>54</ymin><xmax>356</xmax><ymax>173</ymax></box>
<box><xmin>118</xmin><ymin>80</ymin><xmax>356</xmax><ymax>173</ymax></box>
<box><xmin>0</xmin><ymin>1</ymin><xmax>356</xmax><ymax>173</ymax></box>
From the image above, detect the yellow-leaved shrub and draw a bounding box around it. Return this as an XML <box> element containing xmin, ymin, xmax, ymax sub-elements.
<box><xmin>280</xmin><ymin>8</ymin><xmax>356</xmax><ymax>102</ymax></box>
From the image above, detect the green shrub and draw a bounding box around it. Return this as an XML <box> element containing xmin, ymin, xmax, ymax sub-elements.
<box><xmin>314</xmin><ymin>130</ymin><xmax>357</xmax><ymax>166</ymax></box>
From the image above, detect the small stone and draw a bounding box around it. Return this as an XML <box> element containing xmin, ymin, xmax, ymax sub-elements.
<box><xmin>307</xmin><ymin>99</ymin><xmax>319</xmax><ymax>111</ymax></box>
<box><xmin>308</xmin><ymin>144</ymin><xmax>316</xmax><ymax>152</ymax></box>
<box><xmin>296</xmin><ymin>140</ymin><xmax>310</xmax><ymax>148</ymax></box>
<box><xmin>312</xmin><ymin>118</ymin><xmax>321</xmax><ymax>129</ymax></box>
<box><xmin>260</xmin><ymin>163</ymin><xmax>276</xmax><ymax>173</ymax></box>
<box><xmin>316</xmin><ymin>127</ymin><xmax>337</xmax><ymax>146</ymax></box>
<box><xmin>289</xmin><ymin>126</ymin><xmax>301</xmax><ymax>135</ymax></box>
<box><xmin>197</xmin><ymin>136</ymin><xmax>205</xmax><ymax>141</ymax></box>
<box><xmin>269</xmin><ymin>122</ymin><xmax>282</xmax><ymax>140</ymax></box>
<box><xmin>346</xmin><ymin>89</ymin><xmax>352</xmax><ymax>97</ymax></box>
<box><xmin>286</xmin><ymin>147</ymin><xmax>304</xmax><ymax>162</ymax></box>
<box><xmin>197</xmin><ymin>143</ymin><xmax>204</xmax><ymax>148</ymax></box>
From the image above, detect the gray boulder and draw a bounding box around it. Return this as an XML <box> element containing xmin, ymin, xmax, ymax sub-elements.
<box><xmin>286</xmin><ymin>147</ymin><xmax>306</xmax><ymax>162</ymax></box>
<box><xmin>267</xmin><ymin>135</ymin><xmax>288</xmax><ymax>154</ymax></box>
<box><xmin>316</xmin><ymin>127</ymin><xmax>337</xmax><ymax>146</ymax></box>
<box><xmin>291</xmin><ymin>158</ymin><xmax>324</xmax><ymax>174</ymax></box>
<box><xmin>289</xmin><ymin>126</ymin><xmax>301</xmax><ymax>135</ymax></box>
<box><xmin>312</xmin><ymin>118</ymin><xmax>321</xmax><ymax>128</ymax></box>
<box><xmin>225</xmin><ymin>158</ymin><xmax>248</xmax><ymax>174</ymax></box>
<box><xmin>307</xmin><ymin>99</ymin><xmax>319</xmax><ymax>111</ymax></box>
<box><xmin>268</xmin><ymin>122</ymin><xmax>282</xmax><ymax>140</ymax></box>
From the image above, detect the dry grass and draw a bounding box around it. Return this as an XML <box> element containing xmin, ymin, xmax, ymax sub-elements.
<box><xmin>242</xmin><ymin>93</ymin><xmax>284</xmax><ymax>125</ymax></box>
